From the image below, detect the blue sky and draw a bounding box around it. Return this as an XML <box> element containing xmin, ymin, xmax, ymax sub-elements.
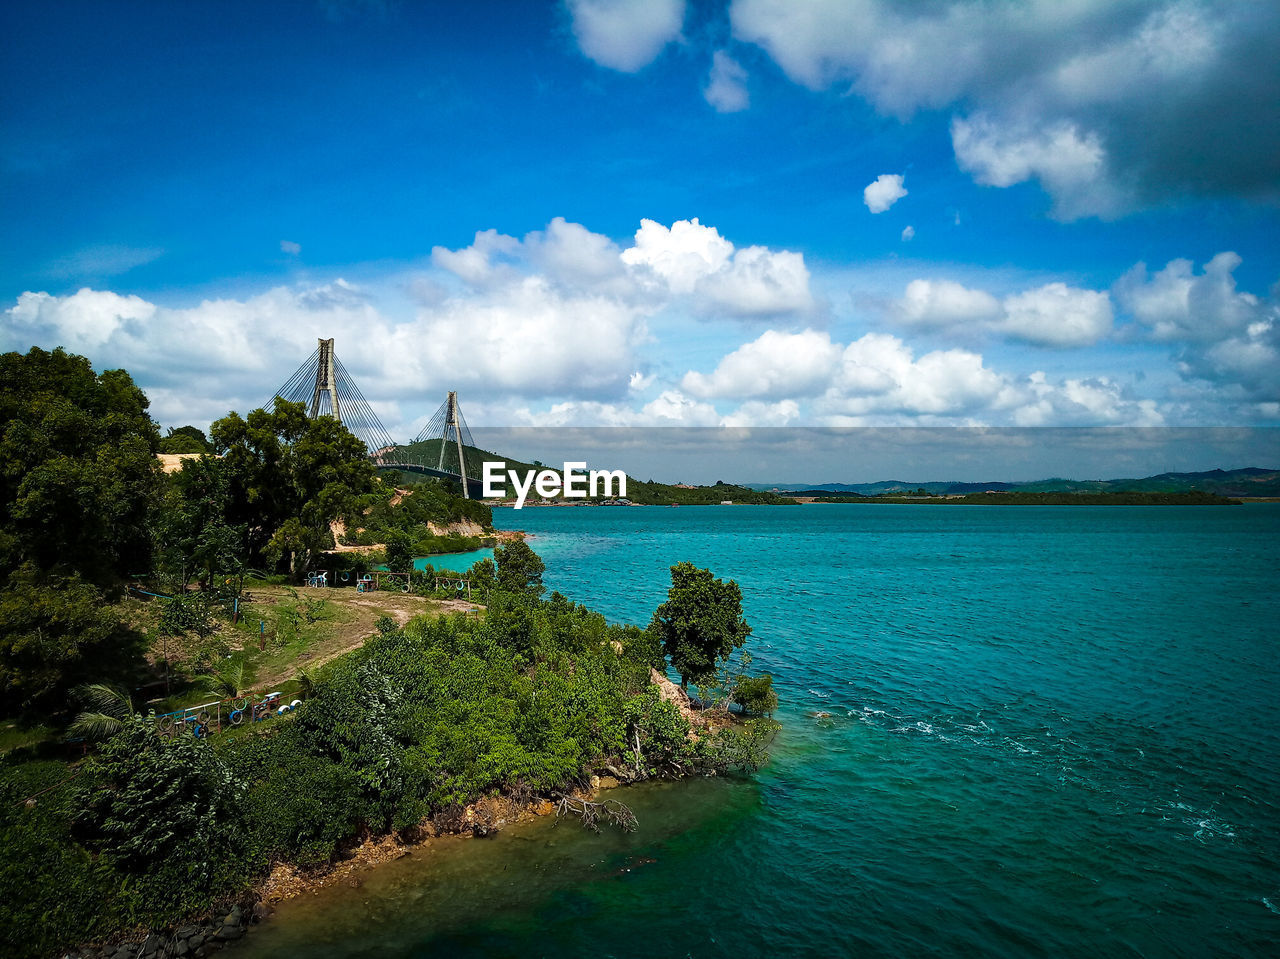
<box><xmin>2</xmin><ymin>0</ymin><xmax>1279</xmax><ymax>443</ymax></box>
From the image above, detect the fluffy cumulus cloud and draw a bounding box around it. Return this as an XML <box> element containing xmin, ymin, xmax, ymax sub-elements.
<box><xmin>704</xmin><ymin>50</ymin><xmax>750</xmax><ymax>112</ymax></box>
<box><xmin>622</xmin><ymin>218</ymin><xmax>812</xmax><ymax>315</ymax></box>
<box><xmin>950</xmin><ymin>115</ymin><xmax>1123</xmax><ymax>220</ymax></box>
<box><xmin>681</xmin><ymin>329</ymin><xmax>840</xmax><ymax>399</ymax></box>
<box><xmin>730</xmin><ymin>0</ymin><xmax>1280</xmax><ymax>216</ymax></box>
<box><xmin>2</xmin><ymin>215</ymin><xmax>822</xmax><ymax>432</ymax></box>
<box><xmin>897</xmin><ymin>279</ymin><xmax>1000</xmax><ymax>330</ymax></box>
<box><xmin>1115</xmin><ymin>251</ymin><xmax>1279</xmax><ymax>402</ymax></box>
<box><xmin>1115</xmin><ymin>251</ymin><xmax>1260</xmax><ymax>342</ymax></box>
<box><xmin>820</xmin><ymin>333</ymin><xmax>1011</xmax><ymax>419</ymax></box>
<box><xmin>1015</xmin><ymin>373</ymin><xmax>1163</xmax><ymax>427</ymax></box>
<box><xmin>894</xmin><ymin>278</ymin><xmax>1112</xmax><ymax>347</ymax></box>
<box><xmin>668</xmin><ymin>324</ymin><xmax>1170</xmax><ymax>425</ymax></box>
<box><xmin>3</xmin><ymin>281</ymin><xmax>391</xmax><ymax>428</ymax></box>
<box><xmin>863</xmin><ymin>174</ymin><xmax>907</xmax><ymax>213</ymax></box>
<box><xmin>566</xmin><ymin>0</ymin><xmax>685</xmax><ymax>72</ymax></box>
<box><xmin>7</xmin><ymin>288</ymin><xmax>156</xmax><ymax>350</ymax></box>
<box><xmin>413</xmin><ymin>277</ymin><xmax>644</xmax><ymax>397</ymax></box>
<box><xmin>998</xmin><ymin>283</ymin><xmax>1113</xmax><ymax>348</ymax></box>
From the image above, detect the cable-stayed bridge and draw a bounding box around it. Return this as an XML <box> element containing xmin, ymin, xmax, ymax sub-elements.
<box><xmin>269</xmin><ymin>338</ymin><xmax>488</xmax><ymax>497</ymax></box>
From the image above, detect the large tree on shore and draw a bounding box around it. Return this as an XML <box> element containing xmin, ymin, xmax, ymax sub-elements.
<box><xmin>649</xmin><ymin>562</ymin><xmax>752</xmax><ymax>689</ymax></box>
<box><xmin>0</xmin><ymin>347</ymin><xmax>158</xmax><ymax>714</ymax></box>
<box><xmin>0</xmin><ymin>347</ymin><xmax>160</xmax><ymax>584</ymax></box>
<box><xmin>210</xmin><ymin>399</ymin><xmax>376</xmax><ymax>577</ymax></box>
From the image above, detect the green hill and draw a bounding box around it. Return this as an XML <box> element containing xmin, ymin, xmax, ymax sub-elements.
<box><xmin>382</xmin><ymin>440</ymin><xmax>795</xmax><ymax>506</ymax></box>
<box><xmin>753</xmin><ymin>467</ymin><xmax>1280</xmax><ymax>498</ymax></box>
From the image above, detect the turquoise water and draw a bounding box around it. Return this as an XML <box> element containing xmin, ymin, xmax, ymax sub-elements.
<box><xmin>412</xmin><ymin>547</ymin><xmax>493</xmax><ymax>573</ymax></box>
<box><xmin>238</xmin><ymin>504</ymin><xmax>1280</xmax><ymax>957</ymax></box>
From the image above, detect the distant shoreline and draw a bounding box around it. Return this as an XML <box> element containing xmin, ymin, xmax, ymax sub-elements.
<box><xmin>803</xmin><ymin>491</ymin><xmax>1243</xmax><ymax>506</ymax></box>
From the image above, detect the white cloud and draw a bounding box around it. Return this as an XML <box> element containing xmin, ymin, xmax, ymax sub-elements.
<box><xmin>863</xmin><ymin>173</ymin><xmax>907</xmax><ymax>213</ymax></box>
<box><xmin>901</xmin><ymin>225</ymin><xmax>915</xmax><ymax>241</ymax></box>
<box><xmin>1</xmin><ymin>215</ymin><xmax>817</xmax><ymax>435</ymax></box>
<box><xmin>1112</xmin><ymin>250</ymin><xmax>1279</xmax><ymax>402</ymax></box>
<box><xmin>280</xmin><ymin>240</ymin><xmax>302</xmax><ymax>255</ymax></box>
<box><xmin>897</xmin><ymin>278</ymin><xmax>1000</xmax><ymax>330</ymax></box>
<box><xmin>720</xmin><ymin>399</ymin><xmax>801</xmax><ymax>426</ymax></box>
<box><xmin>6</xmin><ymin>288</ymin><xmax>157</xmax><ymax>350</ymax></box>
<box><xmin>622</xmin><ymin>218</ymin><xmax>813</xmax><ymax>315</ymax></box>
<box><xmin>681</xmin><ymin>329</ymin><xmax>840</xmax><ymax>399</ymax></box>
<box><xmin>704</xmin><ymin>50</ymin><xmax>750</xmax><ymax>112</ymax></box>
<box><xmin>524</xmin><ymin>216</ymin><xmax>631</xmax><ymax>294</ymax></box>
<box><xmin>891</xmin><ymin>277</ymin><xmax>1112</xmax><ymax>348</ymax></box>
<box><xmin>1015</xmin><ymin>372</ymin><xmax>1164</xmax><ymax>426</ymax></box>
<box><xmin>998</xmin><ymin>283</ymin><xmax>1113</xmax><ymax>348</ymax></box>
<box><xmin>623</xmin><ymin>218</ymin><xmax>733</xmax><ymax>294</ymax></box>
<box><xmin>830</xmin><ymin>333</ymin><xmax>1010</xmax><ymax>417</ymax></box>
<box><xmin>430</xmin><ymin>229</ymin><xmax>521</xmax><ymax>289</ymax></box>
<box><xmin>1115</xmin><ymin>251</ymin><xmax>1259</xmax><ymax>342</ymax></box>
<box><xmin>951</xmin><ymin>114</ymin><xmax>1123</xmax><ymax>220</ymax></box>
<box><xmin>730</xmin><ymin>0</ymin><xmax>1280</xmax><ymax>216</ymax></box>
<box><xmin>412</xmin><ymin>275</ymin><xmax>646</xmax><ymax>397</ymax></box>
<box><xmin>566</xmin><ymin>0</ymin><xmax>685</xmax><ymax>72</ymax></box>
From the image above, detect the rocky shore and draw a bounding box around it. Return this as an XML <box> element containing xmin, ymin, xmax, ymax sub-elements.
<box><xmin>61</xmin><ymin>902</ymin><xmax>260</xmax><ymax>959</ymax></box>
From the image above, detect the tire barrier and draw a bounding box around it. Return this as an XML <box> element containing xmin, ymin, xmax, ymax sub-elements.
<box><xmin>153</xmin><ymin>691</ymin><xmax>296</xmax><ymax>739</ymax></box>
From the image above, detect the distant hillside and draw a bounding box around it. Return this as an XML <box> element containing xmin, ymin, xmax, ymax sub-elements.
<box><xmin>386</xmin><ymin>439</ymin><xmax>795</xmax><ymax>505</ymax></box>
<box><xmin>750</xmin><ymin>467</ymin><xmax>1280</xmax><ymax>498</ymax></box>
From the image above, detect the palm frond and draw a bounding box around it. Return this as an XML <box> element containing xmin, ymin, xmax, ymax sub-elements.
<box><xmin>72</xmin><ymin>683</ymin><xmax>135</xmax><ymax>720</ymax></box>
<box><xmin>67</xmin><ymin>711</ymin><xmax>130</xmax><ymax>742</ymax></box>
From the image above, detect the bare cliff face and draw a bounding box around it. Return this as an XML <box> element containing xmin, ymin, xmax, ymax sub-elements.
<box><xmin>426</xmin><ymin>519</ymin><xmax>487</xmax><ymax>538</ymax></box>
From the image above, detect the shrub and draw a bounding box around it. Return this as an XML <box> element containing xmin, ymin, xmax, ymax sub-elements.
<box><xmin>733</xmin><ymin>673</ymin><xmax>778</xmax><ymax>716</ymax></box>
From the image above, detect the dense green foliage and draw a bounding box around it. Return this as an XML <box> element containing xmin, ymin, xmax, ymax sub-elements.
<box><xmin>493</xmin><ymin>538</ymin><xmax>545</xmax><ymax>598</ymax></box>
<box><xmin>650</xmin><ymin>562</ymin><xmax>752</xmax><ymax>688</ymax></box>
<box><xmin>733</xmin><ymin>673</ymin><xmax>778</xmax><ymax>716</ymax></box>
<box><xmin>210</xmin><ymin>399</ymin><xmax>377</xmax><ymax>574</ymax></box>
<box><xmin>0</xmin><ymin>347</ymin><xmax>160</xmax><ymax>584</ymax></box>
<box><xmin>0</xmin><ymin>577</ymin><xmax>775</xmax><ymax>958</ymax></box>
<box><xmin>155</xmin><ymin>454</ymin><xmax>243</xmax><ymax>588</ymax></box>
<box><xmin>158</xmin><ymin>425</ymin><xmax>213</xmax><ymax>454</ymax></box>
<box><xmin>0</xmin><ymin>571</ymin><xmax>149</xmax><ymax>715</ymax></box>
<box><xmin>0</xmin><ymin>348</ymin><xmax>159</xmax><ymax>715</ymax></box>
<box><xmin>342</xmin><ymin>478</ymin><xmax>492</xmax><ymax>556</ymax></box>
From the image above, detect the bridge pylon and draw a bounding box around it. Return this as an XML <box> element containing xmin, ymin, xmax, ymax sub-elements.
<box><xmin>268</xmin><ymin>337</ymin><xmax>396</xmax><ymax>455</ymax></box>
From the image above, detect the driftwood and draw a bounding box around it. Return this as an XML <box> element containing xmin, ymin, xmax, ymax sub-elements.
<box><xmin>553</xmin><ymin>793</ymin><xmax>638</xmax><ymax>833</ymax></box>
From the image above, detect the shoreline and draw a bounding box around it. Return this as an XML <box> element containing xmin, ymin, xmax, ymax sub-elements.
<box><xmin>64</xmin><ymin>779</ymin><xmax>630</xmax><ymax>959</ymax></box>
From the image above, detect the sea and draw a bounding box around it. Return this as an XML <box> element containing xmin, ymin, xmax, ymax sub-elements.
<box><xmin>235</xmin><ymin>503</ymin><xmax>1280</xmax><ymax>958</ymax></box>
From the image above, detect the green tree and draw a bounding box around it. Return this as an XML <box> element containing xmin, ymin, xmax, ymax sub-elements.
<box><xmin>158</xmin><ymin>425</ymin><xmax>212</xmax><ymax>454</ymax></box>
<box><xmin>210</xmin><ymin>399</ymin><xmax>376</xmax><ymax>577</ymax></box>
<box><xmin>649</xmin><ymin>562</ymin><xmax>752</xmax><ymax>689</ymax></box>
<box><xmin>493</xmin><ymin>538</ymin><xmax>545</xmax><ymax>598</ymax></box>
<box><xmin>74</xmin><ymin>720</ymin><xmax>244</xmax><ymax>916</ymax></box>
<box><xmin>384</xmin><ymin>531</ymin><xmax>414</xmax><ymax>573</ymax></box>
<box><xmin>0</xmin><ymin>569</ymin><xmax>148</xmax><ymax>716</ymax></box>
<box><xmin>156</xmin><ymin>455</ymin><xmax>242</xmax><ymax>588</ymax></box>
<box><xmin>0</xmin><ymin>347</ymin><xmax>160</xmax><ymax>585</ymax></box>
<box><xmin>732</xmin><ymin>673</ymin><xmax>778</xmax><ymax>716</ymax></box>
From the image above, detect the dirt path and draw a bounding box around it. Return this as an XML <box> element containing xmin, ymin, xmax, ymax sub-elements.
<box><xmin>246</xmin><ymin>586</ymin><xmax>483</xmax><ymax>687</ymax></box>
